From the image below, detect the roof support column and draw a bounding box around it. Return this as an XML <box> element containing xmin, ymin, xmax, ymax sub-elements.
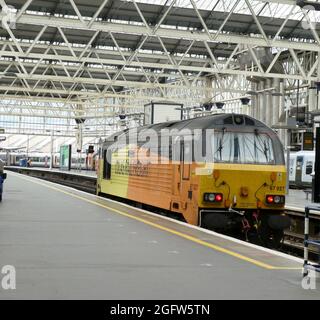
<box><xmin>308</xmin><ymin>84</ymin><xmax>317</xmax><ymax>112</ymax></box>
<box><xmin>272</xmin><ymin>78</ymin><xmax>281</xmax><ymax>127</ymax></box>
<box><xmin>205</xmin><ymin>77</ymin><xmax>212</xmax><ymax>104</ymax></box>
<box><xmin>265</xmin><ymin>79</ymin><xmax>272</xmax><ymax>126</ymax></box>
<box><xmin>250</xmin><ymin>82</ymin><xmax>258</xmax><ymax>118</ymax></box>
<box><xmin>279</xmin><ymin>81</ymin><xmax>286</xmax><ymax>145</ymax></box>
<box><xmin>258</xmin><ymin>80</ymin><xmax>265</xmax><ymax>124</ymax></box>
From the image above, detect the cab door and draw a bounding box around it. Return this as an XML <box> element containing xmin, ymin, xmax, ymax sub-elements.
<box><xmin>180</xmin><ymin>140</ymin><xmax>193</xmax><ymax>205</ymax></box>
<box><xmin>181</xmin><ymin>141</ymin><xmax>191</xmax><ymax>180</ymax></box>
<box><xmin>172</xmin><ymin>138</ymin><xmax>191</xmax><ymax>201</ymax></box>
<box><xmin>295</xmin><ymin>155</ymin><xmax>303</xmax><ymax>186</ymax></box>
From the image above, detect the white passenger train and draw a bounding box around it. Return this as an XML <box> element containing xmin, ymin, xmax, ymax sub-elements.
<box><xmin>0</xmin><ymin>151</ymin><xmax>98</xmax><ymax>170</ymax></box>
<box><xmin>1</xmin><ymin>149</ymin><xmax>315</xmax><ymax>186</ymax></box>
<box><xmin>289</xmin><ymin>150</ymin><xmax>315</xmax><ymax>188</ymax></box>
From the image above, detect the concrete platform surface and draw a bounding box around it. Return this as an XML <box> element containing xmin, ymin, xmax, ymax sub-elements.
<box><xmin>0</xmin><ymin>172</ymin><xmax>319</xmax><ymax>299</ymax></box>
<box><xmin>286</xmin><ymin>189</ymin><xmax>313</xmax><ymax>210</ymax></box>
<box><xmin>6</xmin><ymin>166</ymin><xmax>97</xmax><ymax>178</ymax></box>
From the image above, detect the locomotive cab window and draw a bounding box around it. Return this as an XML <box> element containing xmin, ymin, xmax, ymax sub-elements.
<box><xmin>104</xmin><ymin>149</ymin><xmax>112</xmax><ymax>180</ymax></box>
<box><xmin>212</xmin><ymin>132</ymin><xmax>275</xmax><ymax>164</ymax></box>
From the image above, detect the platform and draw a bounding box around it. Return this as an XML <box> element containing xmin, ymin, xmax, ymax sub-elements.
<box><xmin>5</xmin><ymin>166</ymin><xmax>97</xmax><ymax>178</ymax></box>
<box><xmin>286</xmin><ymin>189</ymin><xmax>314</xmax><ymax>212</ymax></box>
<box><xmin>0</xmin><ymin>171</ymin><xmax>319</xmax><ymax>299</ymax></box>
<box><xmin>4</xmin><ymin>166</ymin><xmax>96</xmax><ymax>194</ymax></box>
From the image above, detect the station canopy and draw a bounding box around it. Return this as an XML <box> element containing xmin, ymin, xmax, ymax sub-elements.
<box><xmin>0</xmin><ymin>0</ymin><xmax>319</xmax><ymax>142</ymax></box>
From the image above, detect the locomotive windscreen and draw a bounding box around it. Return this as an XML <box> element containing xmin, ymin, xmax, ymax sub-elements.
<box><xmin>212</xmin><ymin>132</ymin><xmax>276</xmax><ymax>164</ymax></box>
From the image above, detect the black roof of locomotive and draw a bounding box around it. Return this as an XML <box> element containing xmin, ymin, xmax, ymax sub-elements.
<box><xmin>102</xmin><ymin>113</ymin><xmax>275</xmax><ymax>147</ymax></box>
<box><xmin>142</xmin><ymin>113</ymin><xmax>268</xmax><ymax>132</ymax></box>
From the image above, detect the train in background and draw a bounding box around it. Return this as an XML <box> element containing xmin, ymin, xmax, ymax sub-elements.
<box><xmin>0</xmin><ymin>151</ymin><xmax>98</xmax><ymax>171</ymax></box>
<box><xmin>289</xmin><ymin>150</ymin><xmax>315</xmax><ymax>188</ymax></box>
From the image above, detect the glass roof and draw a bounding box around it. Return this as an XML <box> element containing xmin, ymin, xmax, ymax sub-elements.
<box><xmin>126</xmin><ymin>0</ymin><xmax>320</xmax><ymax>22</ymax></box>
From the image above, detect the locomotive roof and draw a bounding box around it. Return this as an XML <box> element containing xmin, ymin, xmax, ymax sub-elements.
<box><xmin>142</xmin><ymin>113</ymin><xmax>268</xmax><ymax>132</ymax></box>
<box><xmin>102</xmin><ymin>113</ymin><xmax>274</xmax><ymax>146</ymax></box>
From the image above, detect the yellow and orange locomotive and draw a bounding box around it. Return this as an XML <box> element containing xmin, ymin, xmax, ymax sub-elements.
<box><xmin>97</xmin><ymin>114</ymin><xmax>290</xmax><ymax>246</ymax></box>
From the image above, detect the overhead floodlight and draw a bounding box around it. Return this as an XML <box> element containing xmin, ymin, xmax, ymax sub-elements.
<box><xmin>315</xmin><ymin>81</ymin><xmax>320</xmax><ymax>91</ymax></box>
<box><xmin>75</xmin><ymin>118</ymin><xmax>86</xmax><ymax>124</ymax></box>
<box><xmin>203</xmin><ymin>102</ymin><xmax>213</xmax><ymax>111</ymax></box>
<box><xmin>215</xmin><ymin>102</ymin><xmax>225</xmax><ymax>109</ymax></box>
<box><xmin>240</xmin><ymin>97</ymin><xmax>250</xmax><ymax>105</ymax></box>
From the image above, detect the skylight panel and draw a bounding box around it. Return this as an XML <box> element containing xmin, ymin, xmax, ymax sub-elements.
<box><xmin>122</xmin><ymin>0</ymin><xmax>320</xmax><ymax>23</ymax></box>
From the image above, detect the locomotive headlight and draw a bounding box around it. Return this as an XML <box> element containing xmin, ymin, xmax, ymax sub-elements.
<box><xmin>274</xmin><ymin>195</ymin><xmax>281</xmax><ymax>204</ymax></box>
<box><xmin>204</xmin><ymin>193</ymin><xmax>223</xmax><ymax>203</ymax></box>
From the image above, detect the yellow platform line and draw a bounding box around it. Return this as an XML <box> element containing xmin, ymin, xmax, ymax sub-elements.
<box><xmin>10</xmin><ymin>172</ymin><xmax>302</xmax><ymax>271</ymax></box>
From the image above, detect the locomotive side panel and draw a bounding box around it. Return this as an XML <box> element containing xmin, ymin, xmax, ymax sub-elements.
<box><xmin>98</xmin><ymin>147</ymin><xmax>129</xmax><ymax>199</ymax></box>
<box><xmin>98</xmin><ymin>144</ymin><xmax>202</xmax><ymax>225</ymax></box>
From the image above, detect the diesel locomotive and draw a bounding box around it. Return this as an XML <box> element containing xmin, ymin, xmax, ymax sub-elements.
<box><xmin>97</xmin><ymin>114</ymin><xmax>290</xmax><ymax>247</ymax></box>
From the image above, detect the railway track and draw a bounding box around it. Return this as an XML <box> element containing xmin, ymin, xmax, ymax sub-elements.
<box><xmin>282</xmin><ymin>209</ymin><xmax>320</xmax><ymax>260</ymax></box>
<box><xmin>5</xmin><ymin>166</ymin><xmax>97</xmax><ymax>194</ymax></box>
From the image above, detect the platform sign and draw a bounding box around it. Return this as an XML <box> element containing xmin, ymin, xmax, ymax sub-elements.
<box><xmin>0</xmin><ymin>129</ymin><xmax>5</xmax><ymax>134</ymax></box>
<box><xmin>303</xmin><ymin>132</ymin><xmax>314</xmax><ymax>151</ymax></box>
<box><xmin>60</xmin><ymin>144</ymin><xmax>71</xmax><ymax>171</ymax></box>
<box><xmin>144</xmin><ymin>102</ymin><xmax>183</xmax><ymax>125</ymax></box>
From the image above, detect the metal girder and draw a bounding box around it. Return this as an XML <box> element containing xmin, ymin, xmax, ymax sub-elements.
<box><xmin>0</xmin><ymin>60</ymin><xmax>188</xmax><ymax>79</ymax></box>
<box><xmin>0</xmin><ymin>0</ymin><xmax>318</xmax><ymax>139</ymax></box>
<box><xmin>0</xmin><ymin>40</ymin><xmax>209</xmax><ymax>65</ymax></box>
<box><xmin>258</xmin><ymin>0</ymin><xmax>296</xmax><ymax>4</ymax></box>
<box><xmin>3</xmin><ymin>12</ymin><xmax>320</xmax><ymax>53</ymax></box>
<box><xmin>0</xmin><ymin>110</ymin><xmax>117</xmax><ymax>120</ymax></box>
<box><xmin>0</xmin><ymin>45</ymin><xmax>318</xmax><ymax>83</ymax></box>
<box><xmin>0</xmin><ymin>85</ymin><xmax>212</xmax><ymax>102</ymax></box>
